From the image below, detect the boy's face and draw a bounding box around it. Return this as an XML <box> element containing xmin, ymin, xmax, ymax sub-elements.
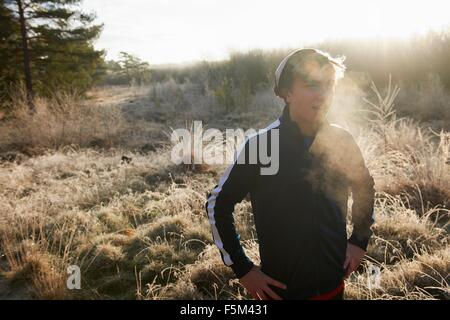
<box><xmin>284</xmin><ymin>60</ymin><xmax>336</xmax><ymax>124</ymax></box>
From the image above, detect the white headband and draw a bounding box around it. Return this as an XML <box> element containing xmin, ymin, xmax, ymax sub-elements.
<box><xmin>274</xmin><ymin>48</ymin><xmax>318</xmax><ymax>97</ymax></box>
<box><xmin>274</xmin><ymin>49</ymin><xmax>303</xmax><ymax>89</ymax></box>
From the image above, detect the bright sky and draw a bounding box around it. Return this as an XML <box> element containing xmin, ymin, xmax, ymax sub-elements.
<box><xmin>83</xmin><ymin>0</ymin><xmax>450</xmax><ymax>66</ymax></box>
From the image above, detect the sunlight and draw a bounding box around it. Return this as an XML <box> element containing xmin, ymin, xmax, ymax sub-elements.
<box><xmin>83</xmin><ymin>0</ymin><xmax>449</xmax><ymax>65</ymax></box>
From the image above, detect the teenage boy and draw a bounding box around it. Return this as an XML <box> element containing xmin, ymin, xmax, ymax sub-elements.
<box><xmin>205</xmin><ymin>48</ymin><xmax>375</xmax><ymax>300</ymax></box>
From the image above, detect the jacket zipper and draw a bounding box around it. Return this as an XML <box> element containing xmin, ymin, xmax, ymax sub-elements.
<box><xmin>312</xmin><ymin>188</ymin><xmax>321</xmax><ymax>296</ymax></box>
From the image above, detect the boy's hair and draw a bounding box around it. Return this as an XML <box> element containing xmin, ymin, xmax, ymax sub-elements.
<box><xmin>274</xmin><ymin>48</ymin><xmax>346</xmax><ymax>100</ymax></box>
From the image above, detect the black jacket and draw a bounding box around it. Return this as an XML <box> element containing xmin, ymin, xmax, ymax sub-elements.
<box><xmin>205</xmin><ymin>104</ymin><xmax>375</xmax><ymax>299</ymax></box>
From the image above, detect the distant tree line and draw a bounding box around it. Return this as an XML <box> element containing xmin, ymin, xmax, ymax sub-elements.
<box><xmin>147</xmin><ymin>29</ymin><xmax>450</xmax><ymax>112</ymax></box>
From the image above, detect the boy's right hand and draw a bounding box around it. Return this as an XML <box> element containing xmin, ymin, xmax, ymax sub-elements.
<box><xmin>238</xmin><ymin>265</ymin><xmax>287</xmax><ymax>300</ymax></box>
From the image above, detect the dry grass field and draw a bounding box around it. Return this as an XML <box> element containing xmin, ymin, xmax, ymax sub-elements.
<box><xmin>0</xmin><ymin>81</ymin><xmax>448</xmax><ymax>300</ymax></box>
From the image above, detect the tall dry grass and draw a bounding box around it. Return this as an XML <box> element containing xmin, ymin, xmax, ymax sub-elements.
<box><xmin>0</xmin><ymin>89</ymin><xmax>125</xmax><ymax>156</ymax></box>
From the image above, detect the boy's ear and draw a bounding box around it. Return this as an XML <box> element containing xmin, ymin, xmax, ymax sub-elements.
<box><xmin>281</xmin><ymin>88</ymin><xmax>292</xmax><ymax>102</ymax></box>
<box><xmin>274</xmin><ymin>85</ymin><xmax>285</xmax><ymax>98</ymax></box>
<box><xmin>275</xmin><ymin>86</ymin><xmax>289</xmax><ymax>101</ymax></box>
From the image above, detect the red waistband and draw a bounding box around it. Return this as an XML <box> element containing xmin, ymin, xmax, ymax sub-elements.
<box><xmin>309</xmin><ymin>281</ymin><xmax>345</xmax><ymax>300</ymax></box>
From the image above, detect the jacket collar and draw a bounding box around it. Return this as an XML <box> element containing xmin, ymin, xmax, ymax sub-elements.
<box><xmin>278</xmin><ymin>102</ymin><xmax>330</xmax><ymax>141</ymax></box>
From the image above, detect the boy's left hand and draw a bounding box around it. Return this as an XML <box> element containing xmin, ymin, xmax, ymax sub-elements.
<box><xmin>343</xmin><ymin>242</ymin><xmax>366</xmax><ymax>278</ymax></box>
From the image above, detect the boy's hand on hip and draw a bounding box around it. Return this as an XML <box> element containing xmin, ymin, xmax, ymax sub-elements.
<box><xmin>239</xmin><ymin>265</ymin><xmax>287</xmax><ymax>300</ymax></box>
<box><xmin>343</xmin><ymin>242</ymin><xmax>366</xmax><ymax>279</ymax></box>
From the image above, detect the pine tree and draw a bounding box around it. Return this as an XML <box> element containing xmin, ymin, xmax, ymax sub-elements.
<box><xmin>2</xmin><ymin>0</ymin><xmax>105</xmax><ymax>111</ymax></box>
<box><xmin>0</xmin><ymin>2</ymin><xmax>21</xmax><ymax>102</ymax></box>
<box><xmin>118</xmin><ymin>52</ymin><xmax>151</xmax><ymax>86</ymax></box>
